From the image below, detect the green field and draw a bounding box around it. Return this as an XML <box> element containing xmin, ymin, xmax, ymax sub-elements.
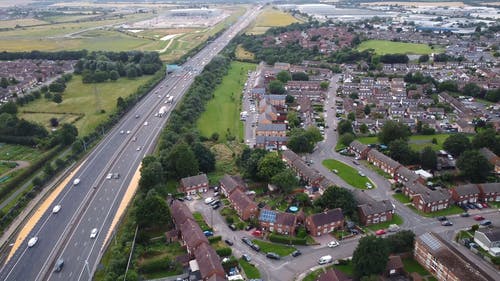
<box><xmin>247</xmin><ymin>7</ymin><xmax>301</xmax><ymax>35</ymax></box>
<box><xmin>356</xmin><ymin>134</ymin><xmax>473</xmax><ymax>151</ymax></box>
<box><xmin>322</xmin><ymin>159</ymin><xmax>375</xmax><ymax>189</ymax></box>
<box><xmin>0</xmin><ymin>143</ymin><xmax>44</xmax><ymax>163</ymax></box>
<box><xmin>19</xmin><ymin>75</ymin><xmax>152</xmax><ymax>137</ymax></box>
<box><xmin>197</xmin><ymin>61</ymin><xmax>256</xmax><ymax>142</ymax></box>
<box><xmin>357</xmin><ymin>40</ymin><xmax>443</xmax><ymax>55</ymax></box>
<box><xmin>252</xmin><ymin>240</ymin><xmax>297</xmax><ymax>256</ymax></box>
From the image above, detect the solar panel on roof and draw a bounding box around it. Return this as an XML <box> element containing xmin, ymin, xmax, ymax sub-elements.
<box><xmin>420</xmin><ymin>233</ymin><xmax>442</xmax><ymax>252</ymax></box>
<box><xmin>259</xmin><ymin>209</ymin><xmax>276</xmax><ymax>223</ymax></box>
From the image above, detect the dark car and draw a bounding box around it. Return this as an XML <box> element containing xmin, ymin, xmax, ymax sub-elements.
<box><xmin>224</xmin><ymin>239</ymin><xmax>234</xmax><ymax>246</ymax></box>
<box><xmin>480</xmin><ymin>220</ymin><xmax>492</xmax><ymax>226</ymax></box>
<box><xmin>229</xmin><ymin>224</ymin><xmax>237</xmax><ymax>231</ymax></box>
<box><xmin>266</xmin><ymin>252</ymin><xmax>280</xmax><ymax>260</ymax></box>
<box><xmin>436</xmin><ymin>216</ymin><xmax>447</xmax><ymax>221</ymax></box>
<box><xmin>441</xmin><ymin>220</ymin><xmax>453</xmax><ymax>226</ymax></box>
<box><xmin>242</xmin><ymin>237</ymin><xmax>252</xmax><ymax>246</ymax></box>
<box><xmin>245</xmin><ymin>225</ymin><xmax>255</xmax><ymax>231</ymax></box>
<box><xmin>212</xmin><ymin>203</ymin><xmax>220</xmax><ymax>210</ymax></box>
<box><xmin>460</xmin><ymin>212</ymin><xmax>470</xmax><ymax>217</ymax></box>
<box><xmin>54</xmin><ymin>258</ymin><xmax>64</xmax><ymax>272</ymax></box>
<box><xmin>251</xmin><ymin>244</ymin><xmax>260</xmax><ymax>252</ymax></box>
<box><xmin>291</xmin><ymin>250</ymin><xmax>302</xmax><ymax>257</ymax></box>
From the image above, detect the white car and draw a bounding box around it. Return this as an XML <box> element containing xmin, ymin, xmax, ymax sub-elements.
<box><xmin>28</xmin><ymin>237</ymin><xmax>38</xmax><ymax>248</ymax></box>
<box><xmin>106</xmin><ymin>173</ymin><xmax>113</xmax><ymax>180</ymax></box>
<box><xmin>144</xmin><ymin>122</ymin><xmax>148</xmax><ymax>126</ymax></box>
<box><xmin>126</xmin><ymin>130</ymin><xmax>130</xmax><ymax>134</ymax></box>
<box><xmin>366</xmin><ymin>182</ymin><xmax>373</xmax><ymax>189</ymax></box>
<box><xmin>73</xmin><ymin>178</ymin><xmax>80</xmax><ymax>185</ymax></box>
<box><xmin>90</xmin><ymin>228</ymin><xmax>98</xmax><ymax>239</ymax></box>
<box><xmin>328</xmin><ymin>240</ymin><xmax>339</xmax><ymax>248</ymax></box>
<box><xmin>52</xmin><ymin>205</ymin><xmax>61</xmax><ymax>214</ymax></box>
<box><xmin>358</xmin><ymin>171</ymin><xmax>365</xmax><ymax>177</ymax></box>
<box><xmin>136</xmin><ymin>146</ymin><xmax>142</xmax><ymax>151</ymax></box>
<box><xmin>120</xmin><ymin>130</ymin><xmax>124</xmax><ymax>134</ymax></box>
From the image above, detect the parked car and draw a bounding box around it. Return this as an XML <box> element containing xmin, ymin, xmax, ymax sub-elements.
<box><xmin>437</xmin><ymin>216</ymin><xmax>447</xmax><ymax>221</ymax></box>
<box><xmin>212</xmin><ymin>204</ymin><xmax>220</xmax><ymax>210</ymax></box>
<box><xmin>365</xmin><ymin>182</ymin><xmax>373</xmax><ymax>189</ymax></box>
<box><xmin>242</xmin><ymin>237</ymin><xmax>252</xmax><ymax>246</ymax></box>
<box><xmin>474</xmin><ymin>215</ymin><xmax>485</xmax><ymax>221</ymax></box>
<box><xmin>332</xmin><ymin>169</ymin><xmax>338</xmax><ymax>174</ymax></box>
<box><xmin>481</xmin><ymin>202</ymin><xmax>489</xmax><ymax>208</ymax></box>
<box><xmin>441</xmin><ymin>220</ymin><xmax>453</xmax><ymax>226</ymax></box>
<box><xmin>480</xmin><ymin>220</ymin><xmax>492</xmax><ymax>226</ymax></box>
<box><xmin>353</xmin><ymin>160</ymin><xmax>360</xmax><ymax>165</ymax></box>
<box><xmin>203</xmin><ymin>230</ymin><xmax>214</xmax><ymax>237</ymax></box>
<box><xmin>245</xmin><ymin>225</ymin><xmax>254</xmax><ymax>231</ymax></box>
<box><xmin>251</xmin><ymin>244</ymin><xmax>260</xmax><ymax>252</ymax></box>
<box><xmin>358</xmin><ymin>171</ymin><xmax>365</xmax><ymax>177</ymax></box>
<box><xmin>224</xmin><ymin>239</ymin><xmax>234</xmax><ymax>246</ymax></box>
<box><xmin>266</xmin><ymin>252</ymin><xmax>280</xmax><ymax>260</ymax></box>
<box><xmin>328</xmin><ymin>240</ymin><xmax>339</xmax><ymax>248</ymax></box>
<box><xmin>229</xmin><ymin>224</ymin><xmax>237</xmax><ymax>231</ymax></box>
<box><xmin>375</xmin><ymin>229</ymin><xmax>386</xmax><ymax>235</ymax></box>
<box><xmin>242</xmin><ymin>254</ymin><xmax>251</xmax><ymax>262</ymax></box>
<box><xmin>291</xmin><ymin>250</ymin><xmax>302</xmax><ymax>257</ymax></box>
<box><xmin>467</xmin><ymin>203</ymin><xmax>476</xmax><ymax>209</ymax></box>
<box><xmin>460</xmin><ymin>212</ymin><xmax>470</xmax><ymax>217</ymax></box>
<box><xmin>475</xmin><ymin>203</ymin><xmax>483</xmax><ymax>209</ymax></box>
<box><xmin>251</xmin><ymin>230</ymin><xmax>262</xmax><ymax>237</ymax></box>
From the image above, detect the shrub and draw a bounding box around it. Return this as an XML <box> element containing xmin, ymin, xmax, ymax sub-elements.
<box><xmin>216</xmin><ymin>247</ymin><xmax>232</xmax><ymax>257</ymax></box>
<box><xmin>208</xmin><ymin>236</ymin><xmax>222</xmax><ymax>243</ymax></box>
<box><xmin>269</xmin><ymin>233</ymin><xmax>307</xmax><ymax>245</ymax></box>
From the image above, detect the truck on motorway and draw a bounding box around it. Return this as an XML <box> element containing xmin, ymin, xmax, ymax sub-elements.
<box><xmin>158</xmin><ymin>106</ymin><xmax>168</xmax><ymax>117</ymax></box>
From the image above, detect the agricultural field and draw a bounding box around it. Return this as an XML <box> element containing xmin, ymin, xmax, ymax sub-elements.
<box><xmin>0</xmin><ymin>18</ymin><xmax>48</xmax><ymax>28</ymax></box>
<box><xmin>197</xmin><ymin>61</ymin><xmax>256</xmax><ymax>142</ymax></box>
<box><xmin>0</xmin><ymin>144</ymin><xmax>44</xmax><ymax>163</ymax></box>
<box><xmin>357</xmin><ymin>40</ymin><xmax>443</xmax><ymax>55</ymax></box>
<box><xmin>19</xmin><ymin>75</ymin><xmax>152</xmax><ymax>137</ymax></box>
<box><xmin>322</xmin><ymin>159</ymin><xmax>375</xmax><ymax>190</ymax></box>
<box><xmin>247</xmin><ymin>7</ymin><xmax>301</xmax><ymax>35</ymax></box>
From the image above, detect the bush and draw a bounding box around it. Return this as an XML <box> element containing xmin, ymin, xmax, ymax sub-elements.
<box><xmin>269</xmin><ymin>233</ymin><xmax>307</xmax><ymax>245</ymax></box>
<box><xmin>226</xmin><ymin>216</ymin><xmax>234</xmax><ymax>224</ymax></box>
<box><xmin>208</xmin><ymin>236</ymin><xmax>222</xmax><ymax>243</ymax></box>
<box><xmin>216</xmin><ymin>247</ymin><xmax>232</xmax><ymax>257</ymax></box>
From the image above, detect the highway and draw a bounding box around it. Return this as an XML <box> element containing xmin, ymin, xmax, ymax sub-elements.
<box><xmin>0</xmin><ymin>6</ymin><xmax>261</xmax><ymax>281</ymax></box>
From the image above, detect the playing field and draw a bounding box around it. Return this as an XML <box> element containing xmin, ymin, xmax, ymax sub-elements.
<box><xmin>197</xmin><ymin>61</ymin><xmax>256</xmax><ymax>142</ymax></box>
<box><xmin>19</xmin><ymin>75</ymin><xmax>152</xmax><ymax>137</ymax></box>
<box><xmin>357</xmin><ymin>40</ymin><xmax>442</xmax><ymax>55</ymax></box>
<box><xmin>247</xmin><ymin>7</ymin><xmax>301</xmax><ymax>35</ymax></box>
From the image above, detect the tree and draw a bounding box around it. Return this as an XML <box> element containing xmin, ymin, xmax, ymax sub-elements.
<box><xmin>135</xmin><ymin>191</ymin><xmax>172</xmax><ymax>229</ymax></box>
<box><xmin>456</xmin><ymin>150</ymin><xmax>493</xmax><ymax>183</ymax></box>
<box><xmin>314</xmin><ymin>186</ymin><xmax>357</xmax><ymax>217</ymax></box>
<box><xmin>287</xmin><ymin>111</ymin><xmax>300</xmax><ymax>128</ymax></box>
<box><xmin>126</xmin><ymin>66</ymin><xmax>138</xmax><ymax>78</ymax></box>
<box><xmin>389</xmin><ymin>139</ymin><xmax>418</xmax><ymax>165</ymax></box>
<box><xmin>462</xmin><ymin>83</ymin><xmax>482</xmax><ymax>97</ymax></box>
<box><xmin>276</xmin><ymin>71</ymin><xmax>291</xmax><ymax>83</ymax></box>
<box><xmin>352</xmin><ymin>236</ymin><xmax>389</xmax><ymax>279</ymax></box>
<box><xmin>360</xmin><ymin>124</ymin><xmax>369</xmax><ymax>134</ymax></box>
<box><xmin>386</xmin><ymin>230</ymin><xmax>415</xmax><ymax>254</ymax></box>
<box><xmin>55</xmin><ymin>123</ymin><xmax>78</xmax><ymax>145</ymax></box>
<box><xmin>50</xmin><ymin>118</ymin><xmax>59</xmax><ymax>127</ymax></box>
<box><xmin>49</xmin><ymin>82</ymin><xmax>65</xmax><ymax>93</ymax></box>
<box><xmin>363</xmin><ymin>104</ymin><xmax>371</xmax><ymax>116</ymax></box>
<box><xmin>139</xmin><ymin>156</ymin><xmax>164</xmax><ymax>191</ymax></box>
<box><xmin>287</xmin><ymin>127</ymin><xmax>323</xmax><ymax>153</ymax></box>
<box><xmin>472</xmin><ymin>128</ymin><xmax>498</xmax><ymax>151</ymax></box>
<box><xmin>437</xmin><ymin>80</ymin><xmax>458</xmax><ymax>92</ymax></box>
<box><xmin>0</xmin><ymin>102</ymin><xmax>17</xmax><ymax>114</ymax></box>
<box><xmin>116</xmin><ymin>97</ymin><xmax>126</xmax><ymax>110</ymax></box>
<box><xmin>0</xmin><ymin>77</ymin><xmax>8</xmax><ymax>89</ymax></box>
<box><xmin>162</xmin><ymin>142</ymin><xmax>199</xmax><ymax>179</ymax></box>
<box><xmin>418</xmin><ymin>54</ymin><xmax>429</xmax><ymax>63</ymax></box>
<box><xmin>257</xmin><ymin>153</ymin><xmax>286</xmax><ymax>181</ymax></box>
<box><xmin>337</xmin><ymin>120</ymin><xmax>353</xmax><ymax>135</ymax></box>
<box><xmin>443</xmin><ymin>133</ymin><xmax>471</xmax><ymax>157</ymax></box>
<box><xmin>320</xmin><ymin>81</ymin><xmax>329</xmax><ymax>90</ymax></box>
<box><xmin>192</xmin><ymin>142</ymin><xmax>215</xmax><ymax>173</ymax></box>
<box><xmin>268</xmin><ymin>80</ymin><xmax>286</xmax><ymax>95</ymax></box>
<box><xmin>420</xmin><ymin>147</ymin><xmax>437</xmax><ymax>170</ymax></box>
<box><xmin>239</xmin><ymin>148</ymin><xmax>267</xmax><ymax>180</ymax></box>
<box><xmin>285</xmin><ymin>94</ymin><xmax>294</xmax><ymax>104</ymax></box>
<box><xmin>52</xmin><ymin>93</ymin><xmax>62</xmax><ymax>104</ymax></box>
<box><xmin>109</xmin><ymin>70</ymin><xmax>119</xmax><ymax>81</ymax></box>
<box><xmin>378</xmin><ymin>121</ymin><xmax>411</xmax><ymax>144</ymax></box>
<box><xmin>339</xmin><ymin>133</ymin><xmax>355</xmax><ymax>147</ymax></box>
<box><xmin>347</xmin><ymin>112</ymin><xmax>356</xmax><ymax>121</ymax></box>
<box><xmin>291</xmin><ymin>72</ymin><xmax>309</xmax><ymax>81</ymax></box>
<box><xmin>271</xmin><ymin>169</ymin><xmax>299</xmax><ymax>193</ymax></box>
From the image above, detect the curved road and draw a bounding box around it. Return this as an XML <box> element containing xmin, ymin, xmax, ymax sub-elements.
<box><xmin>0</xmin><ymin>6</ymin><xmax>261</xmax><ymax>281</ymax></box>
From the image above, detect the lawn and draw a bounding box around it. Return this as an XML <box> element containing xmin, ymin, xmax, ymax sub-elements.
<box><xmin>239</xmin><ymin>258</ymin><xmax>261</xmax><ymax>279</ymax></box>
<box><xmin>356</xmin><ymin>134</ymin><xmax>474</xmax><ymax>151</ymax></box>
<box><xmin>366</xmin><ymin>213</ymin><xmax>404</xmax><ymax>231</ymax></box>
<box><xmin>247</xmin><ymin>7</ymin><xmax>301</xmax><ymax>35</ymax></box>
<box><xmin>193</xmin><ymin>212</ymin><xmax>212</xmax><ymax>231</ymax></box>
<box><xmin>197</xmin><ymin>61</ymin><xmax>256</xmax><ymax>142</ymax></box>
<box><xmin>19</xmin><ymin>75</ymin><xmax>152</xmax><ymax>137</ymax></box>
<box><xmin>322</xmin><ymin>159</ymin><xmax>375</xmax><ymax>189</ymax></box>
<box><xmin>402</xmin><ymin>257</ymin><xmax>432</xmax><ymax>276</ymax></box>
<box><xmin>251</xmin><ymin>240</ymin><xmax>296</xmax><ymax>256</ymax></box>
<box><xmin>393</xmin><ymin>193</ymin><xmax>411</xmax><ymax>204</ymax></box>
<box><xmin>357</xmin><ymin>40</ymin><xmax>443</xmax><ymax>55</ymax></box>
<box><xmin>408</xmin><ymin>205</ymin><xmax>464</xmax><ymax>218</ymax></box>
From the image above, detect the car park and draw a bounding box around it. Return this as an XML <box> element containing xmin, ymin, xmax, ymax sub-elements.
<box><xmin>266</xmin><ymin>252</ymin><xmax>280</xmax><ymax>260</ymax></box>
<box><xmin>224</xmin><ymin>239</ymin><xmax>234</xmax><ymax>246</ymax></box>
<box><xmin>328</xmin><ymin>240</ymin><xmax>339</xmax><ymax>248</ymax></box>
<box><xmin>28</xmin><ymin>237</ymin><xmax>38</xmax><ymax>248</ymax></box>
<box><xmin>90</xmin><ymin>228</ymin><xmax>98</xmax><ymax>239</ymax></box>
<box><xmin>291</xmin><ymin>250</ymin><xmax>302</xmax><ymax>257</ymax></box>
<box><xmin>52</xmin><ymin>205</ymin><xmax>61</xmax><ymax>214</ymax></box>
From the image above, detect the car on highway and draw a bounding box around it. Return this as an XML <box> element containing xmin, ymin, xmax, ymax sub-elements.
<box><xmin>375</xmin><ymin>229</ymin><xmax>386</xmax><ymax>235</ymax></box>
<box><xmin>73</xmin><ymin>178</ymin><xmax>80</xmax><ymax>185</ymax></box>
<box><xmin>52</xmin><ymin>205</ymin><xmax>61</xmax><ymax>214</ymax></box>
<box><xmin>136</xmin><ymin>146</ymin><xmax>142</xmax><ymax>151</ymax></box>
<box><xmin>27</xmin><ymin>237</ymin><xmax>38</xmax><ymax>248</ymax></box>
<box><xmin>474</xmin><ymin>215</ymin><xmax>485</xmax><ymax>221</ymax></box>
<box><xmin>328</xmin><ymin>240</ymin><xmax>339</xmax><ymax>248</ymax></box>
<box><xmin>135</xmin><ymin>114</ymin><xmax>140</xmax><ymax>119</ymax></box>
<box><xmin>266</xmin><ymin>252</ymin><xmax>280</xmax><ymax>260</ymax></box>
<box><xmin>113</xmin><ymin>173</ymin><xmax>120</xmax><ymax>179</ymax></box>
<box><xmin>291</xmin><ymin>250</ymin><xmax>302</xmax><ymax>257</ymax></box>
<box><xmin>120</xmin><ymin>130</ymin><xmax>124</xmax><ymax>134</ymax></box>
<box><xmin>143</xmin><ymin>122</ymin><xmax>148</xmax><ymax>126</ymax></box>
<box><xmin>54</xmin><ymin>258</ymin><xmax>64</xmax><ymax>272</ymax></box>
<box><xmin>126</xmin><ymin>130</ymin><xmax>130</xmax><ymax>134</ymax></box>
<box><xmin>224</xmin><ymin>239</ymin><xmax>234</xmax><ymax>246</ymax></box>
<box><xmin>106</xmin><ymin>173</ymin><xmax>113</xmax><ymax>180</ymax></box>
<box><xmin>90</xmin><ymin>228</ymin><xmax>98</xmax><ymax>239</ymax></box>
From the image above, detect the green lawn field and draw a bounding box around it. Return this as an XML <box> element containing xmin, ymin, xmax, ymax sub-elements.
<box><xmin>356</xmin><ymin>134</ymin><xmax>473</xmax><ymax>151</ymax></box>
<box><xmin>251</xmin><ymin>240</ymin><xmax>296</xmax><ymax>256</ymax></box>
<box><xmin>322</xmin><ymin>159</ymin><xmax>375</xmax><ymax>189</ymax></box>
<box><xmin>357</xmin><ymin>40</ymin><xmax>443</xmax><ymax>55</ymax></box>
<box><xmin>19</xmin><ymin>75</ymin><xmax>152</xmax><ymax>137</ymax></box>
<box><xmin>197</xmin><ymin>61</ymin><xmax>256</xmax><ymax>142</ymax></box>
<box><xmin>247</xmin><ymin>7</ymin><xmax>302</xmax><ymax>35</ymax></box>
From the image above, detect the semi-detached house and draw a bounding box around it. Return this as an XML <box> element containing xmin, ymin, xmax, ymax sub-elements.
<box><xmin>305</xmin><ymin>208</ymin><xmax>344</xmax><ymax>237</ymax></box>
<box><xmin>180</xmin><ymin>174</ymin><xmax>209</xmax><ymax>195</ymax></box>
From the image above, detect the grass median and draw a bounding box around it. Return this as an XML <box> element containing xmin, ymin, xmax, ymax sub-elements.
<box><xmin>322</xmin><ymin>159</ymin><xmax>375</xmax><ymax>189</ymax></box>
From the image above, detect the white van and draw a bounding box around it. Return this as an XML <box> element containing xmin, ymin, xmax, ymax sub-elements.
<box><xmin>318</xmin><ymin>255</ymin><xmax>332</xmax><ymax>265</ymax></box>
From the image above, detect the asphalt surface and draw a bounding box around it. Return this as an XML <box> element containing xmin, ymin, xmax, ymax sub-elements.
<box><xmin>0</xmin><ymin>6</ymin><xmax>261</xmax><ymax>281</ymax></box>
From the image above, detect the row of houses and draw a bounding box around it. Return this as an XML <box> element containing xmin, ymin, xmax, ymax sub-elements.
<box><xmin>349</xmin><ymin>140</ymin><xmax>500</xmax><ymax>213</ymax></box>
<box><xmin>169</xmin><ymin>200</ymin><xmax>225</xmax><ymax>281</ymax></box>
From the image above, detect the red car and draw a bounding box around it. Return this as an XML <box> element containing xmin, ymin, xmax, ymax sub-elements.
<box><xmin>251</xmin><ymin>230</ymin><xmax>262</xmax><ymax>237</ymax></box>
<box><xmin>481</xmin><ymin>203</ymin><xmax>489</xmax><ymax>208</ymax></box>
<box><xmin>474</xmin><ymin>215</ymin><xmax>485</xmax><ymax>221</ymax></box>
<box><xmin>375</xmin><ymin>229</ymin><xmax>386</xmax><ymax>235</ymax></box>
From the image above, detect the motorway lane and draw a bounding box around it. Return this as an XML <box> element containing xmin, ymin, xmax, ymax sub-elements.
<box><xmin>0</xmin><ymin>6</ymin><xmax>262</xmax><ymax>281</ymax></box>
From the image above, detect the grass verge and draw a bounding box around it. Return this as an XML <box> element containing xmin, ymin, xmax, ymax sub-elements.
<box><xmin>252</xmin><ymin>239</ymin><xmax>296</xmax><ymax>256</ymax></box>
<box><xmin>366</xmin><ymin>214</ymin><xmax>404</xmax><ymax>231</ymax></box>
<box><xmin>392</xmin><ymin>193</ymin><xmax>411</xmax><ymax>204</ymax></box>
<box><xmin>322</xmin><ymin>159</ymin><xmax>375</xmax><ymax>189</ymax></box>
<box><xmin>408</xmin><ymin>205</ymin><xmax>463</xmax><ymax>218</ymax></box>
<box><xmin>239</xmin><ymin>258</ymin><xmax>261</xmax><ymax>279</ymax></box>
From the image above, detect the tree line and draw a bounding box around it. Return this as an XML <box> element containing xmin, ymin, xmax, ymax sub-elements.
<box><xmin>0</xmin><ymin>50</ymin><xmax>87</xmax><ymax>61</ymax></box>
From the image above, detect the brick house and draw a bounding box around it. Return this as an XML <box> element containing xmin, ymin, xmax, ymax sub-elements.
<box><xmin>194</xmin><ymin>243</ymin><xmax>226</xmax><ymax>281</ymax></box>
<box><xmin>386</xmin><ymin>255</ymin><xmax>404</xmax><ymax>277</ymax></box>
<box><xmin>394</xmin><ymin>166</ymin><xmax>421</xmax><ymax>184</ymax></box>
<box><xmin>258</xmin><ymin>209</ymin><xmax>297</xmax><ymax>235</ymax></box>
<box><xmin>478</xmin><ymin>147</ymin><xmax>500</xmax><ymax>174</ymax></box>
<box><xmin>478</xmin><ymin>182</ymin><xmax>500</xmax><ymax>202</ymax></box>
<box><xmin>348</xmin><ymin>140</ymin><xmax>370</xmax><ymax>160</ymax></box>
<box><xmin>180</xmin><ymin>219</ymin><xmax>208</xmax><ymax>254</ymax></box>
<box><xmin>171</xmin><ymin>200</ymin><xmax>194</xmax><ymax>226</ymax></box>
<box><xmin>317</xmin><ymin>269</ymin><xmax>352</xmax><ymax>281</ymax></box>
<box><xmin>450</xmin><ymin>184</ymin><xmax>481</xmax><ymax>204</ymax></box>
<box><xmin>228</xmin><ymin>189</ymin><xmax>258</xmax><ymax>221</ymax></box>
<box><xmin>180</xmin><ymin>174</ymin><xmax>209</xmax><ymax>195</ymax></box>
<box><xmin>353</xmin><ymin>190</ymin><xmax>394</xmax><ymax>226</ymax></box>
<box><xmin>366</xmin><ymin>149</ymin><xmax>401</xmax><ymax>177</ymax></box>
<box><xmin>412</xmin><ymin>188</ymin><xmax>451</xmax><ymax>213</ymax></box>
<box><xmin>415</xmin><ymin>232</ymin><xmax>489</xmax><ymax>281</ymax></box>
<box><xmin>256</xmin><ymin>123</ymin><xmax>287</xmax><ymax>137</ymax></box>
<box><xmin>305</xmin><ymin>208</ymin><xmax>344</xmax><ymax>237</ymax></box>
<box><xmin>281</xmin><ymin>150</ymin><xmax>324</xmax><ymax>187</ymax></box>
<box><xmin>219</xmin><ymin>174</ymin><xmax>246</xmax><ymax>197</ymax></box>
